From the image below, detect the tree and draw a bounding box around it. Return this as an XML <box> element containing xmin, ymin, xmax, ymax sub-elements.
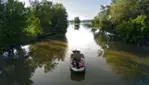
<box><xmin>74</xmin><ymin>17</ymin><xmax>80</xmax><ymax>24</ymax></box>
<box><xmin>110</xmin><ymin>0</ymin><xmax>139</xmax><ymax>22</ymax></box>
<box><xmin>0</xmin><ymin>0</ymin><xmax>68</xmax><ymax>53</ymax></box>
<box><xmin>0</xmin><ymin>0</ymin><xmax>28</xmax><ymax>51</ymax></box>
<box><xmin>29</xmin><ymin>0</ymin><xmax>68</xmax><ymax>35</ymax></box>
<box><xmin>93</xmin><ymin>16</ymin><xmax>100</xmax><ymax>27</ymax></box>
<box><xmin>30</xmin><ymin>0</ymin><xmax>53</xmax><ymax>34</ymax></box>
<box><xmin>52</xmin><ymin>3</ymin><xmax>68</xmax><ymax>35</ymax></box>
<box><xmin>93</xmin><ymin>5</ymin><xmax>112</xmax><ymax>32</ymax></box>
<box><xmin>94</xmin><ymin>0</ymin><xmax>149</xmax><ymax>45</ymax></box>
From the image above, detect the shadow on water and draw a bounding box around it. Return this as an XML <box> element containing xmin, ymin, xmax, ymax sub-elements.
<box><xmin>0</xmin><ymin>48</ymin><xmax>36</xmax><ymax>85</ymax></box>
<box><xmin>70</xmin><ymin>70</ymin><xmax>85</xmax><ymax>81</ymax></box>
<box><xmin>94</xmin><ymin>33</ymin><xmax>149</xmax><ymax>85</ymax></box>
<box><xmin>0</xmin><ymin>39</ymin><xmax>68</xmax><ymax>85</ymax></box>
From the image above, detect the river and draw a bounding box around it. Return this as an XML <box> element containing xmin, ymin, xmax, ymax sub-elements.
<box><xmin>0</xmin><ymin>25</ymin><xmax>149</xmax><ymax>85</ymax></box>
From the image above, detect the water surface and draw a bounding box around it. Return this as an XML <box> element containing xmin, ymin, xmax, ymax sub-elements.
<box><xmin>0</xmin><ymin>25</ymin><xmax>149</xmax><ymax>85</ymax></box>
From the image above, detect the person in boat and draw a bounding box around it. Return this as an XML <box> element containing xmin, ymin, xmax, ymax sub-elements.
<box><xmin>71</xmin><ymin>50</ymin><xmax>84</xmax><ymax>68</ymax></box>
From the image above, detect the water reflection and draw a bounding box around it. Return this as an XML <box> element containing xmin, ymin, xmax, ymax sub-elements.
<box><xmin>0</xmin><ymin>40</ymin><xmax>68</xmax><ymax>85</ymax></box>
<box><xmin>74</xmin><ymin>24</ymin><xmax>80</xmax><ymax>30</ymax></box>
<box><xmin>70</xmin><ymin>71</ymin><xmax>85</xmax><ymax>81</ymax></box>
<box><xmin>29</xmin><ymin>40</ymin><xmax>67</xmax><ymax>73</ymax></box>
<box><xmin>105</xmin><ymin>50</ymin><xmax>149</xmax><ymax>83</ymax></box>
<box><xmin>2</xmin><ymin>24</ymin><xmax>149</xmax><ymax>85</ymax></box>
<box><xmin>66</xmin><ymin>25</ymin><xmax>100</xmax><ymax>51</ymax></box>
<box><xmin>0</xmin><ymin>50</ymin><xmax>35</xmax><ymax>85</ymax></box>
<box><xmin>95</xmin><ymin>33</ymin><xmax>149</xmax><ymax>84</ymax></box>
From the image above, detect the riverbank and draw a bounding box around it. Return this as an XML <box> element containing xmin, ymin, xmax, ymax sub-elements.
<box><xmin>22</xmin><ymin>34</ymin><xmax>66</xmax><ymax>45</ymax></box>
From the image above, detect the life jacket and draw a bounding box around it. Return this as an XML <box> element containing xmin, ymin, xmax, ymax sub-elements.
<box><xmin>79</xmin><ymin>60</ymin><xmax>84</xmax><ymax>67</ymax></box>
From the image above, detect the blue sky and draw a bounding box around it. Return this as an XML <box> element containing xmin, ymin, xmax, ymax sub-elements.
<box><xmin>21</xmin><ymin>0</ymin><xmax>111</xmax><ymax>20</ymax></box>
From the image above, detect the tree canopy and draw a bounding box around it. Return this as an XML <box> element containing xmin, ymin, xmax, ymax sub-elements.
<box><xmin>0</xmin><ymin>0</ymin><xmax>68</xmax><ymax>52</ymax></box>
<box><xmin>0</xmin><ymin>0</ymin><xmax>28</xmax><ymax>51</ymax></box>
<box><xmin>93</xmin><ymin>0</ymin><xmax>149</xmax><ymax>45</ymax></box>
<box><xmin>74</xmin><ymin>16</ymin><xmax>80</xmax><ymax>24</ymax></box>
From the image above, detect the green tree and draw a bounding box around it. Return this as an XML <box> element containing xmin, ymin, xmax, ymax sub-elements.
<box><xmin>52</xmin><ymin>3</ymin><xmax>68</xmax><ymax>35</ymax></box>
<box><xmin>93</xmin><ymin>16</ymin><xmax>100</xmax><ymax>27</ymax></box>
<box><xmin>30</xmin><ymin>0</ymin><xmax>53</xmax><ymax>34</ymax></box>
<box><xmin>0</xmin><ymin>0</ymin><xmax>28</xmax><ymax>51</ymax></box>
<box><xmin>0</xmin><ymin>0</ymin><xmax>68</xmax><ymax>53</ymax></box>
<box><xmin>29</xmin><ymin>0</ymin><xmax>68</xmax><ymax>35</ymax></box>
<box><xmin>94</xmin><ymin>0</ymin><xmax>149</xmax><ymax>45</ymax></box>
<box><xmin>74</xmin><ymin>16</ymin><xmax>80</xmax><ymax>24</ymax></box>
<box><xmin>93</xmin><ymin>5</ymin><xmax>112</xmax><ymax>31</ymax></box>
<box><xmin>110</xmin><ymin>0</ymin><xmax>139</xmax><ymax>22</ymax></box>
<box><xmin>25</xmin><ymin>8</ymin><xmax>42</xmax><ymax>36</ymax></box>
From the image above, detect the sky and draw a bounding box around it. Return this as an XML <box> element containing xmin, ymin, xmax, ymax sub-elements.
<box><xmin>20</xmin><ymin>0</ymin><xmax>111</xmax><ymax>20</ymax></box>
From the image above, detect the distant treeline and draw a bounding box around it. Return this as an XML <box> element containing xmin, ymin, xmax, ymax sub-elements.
<box><xmin>69</xmin><ymin>20</ymin><xmax>93</xmax><ymax>23</ymax></box>
<box><xmin>0</xmin><ymin>0</ymin><xmax>68</xmax><ymax>52</ymax></box>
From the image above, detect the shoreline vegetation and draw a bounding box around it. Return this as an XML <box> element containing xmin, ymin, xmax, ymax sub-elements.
<box><xmin>92</xmin><ymin>0</ymin><xmax>149</xmax><ymax>46</ymax></box>
<box><xmin>0</xmin><ymin>0</ymin><xmax>68</xmax><ymax>54</ymax></box>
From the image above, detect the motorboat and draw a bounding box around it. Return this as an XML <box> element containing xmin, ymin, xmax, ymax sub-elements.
<box><xmin>70</xmin><ymin>50</ymin><xmax>85</xmax><ymax>72</ymax></box>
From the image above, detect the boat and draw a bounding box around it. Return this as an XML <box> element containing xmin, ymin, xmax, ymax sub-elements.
<box><xmin>70</xmin><ymin>57</ymin><xmax>85</xmax><ymax>72</ymax></box>
<box><xmin>70</xmin><ymin>50</ymin><xmax>85</xmax><ymax>72</ymax></box>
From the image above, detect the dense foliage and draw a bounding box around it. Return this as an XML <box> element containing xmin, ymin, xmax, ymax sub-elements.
<box><xmin>0</xmin><ymin>0</ymin><xmax>68</xmax><ymax>52</ymax></box>
<box><xmin>0</xmin><ymin>0</ymin><xmax>28</xmax><ymax>51</ymax></box>
<box><xmin>93</xmin><ymin>0</ymin><xmax>149</xmax><ymax>45</ymax></box>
